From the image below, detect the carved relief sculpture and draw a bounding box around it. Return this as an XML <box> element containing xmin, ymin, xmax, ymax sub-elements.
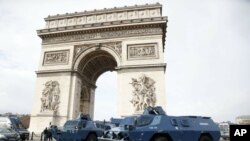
<box><xmin>128</xmin><ymin>43</ymin><xmax>158</xmax><ymax>60</ymax></box>
<box><xmin>42</xmin><ymin>28</ymin><xmax>162</xmax><ymax>44</ymax></box>
<box><xmin>43</xmin><ymin>50</ymin><xmax>69</xmax><ymax>65</ymax></box>
<box><xmin>74</xmin><ymin>44</ymin><xmax>96</xmax><ymax>60</ymax></box>
<box><xmin>40</xmin><ymin>80</ymin><xmax>60</xmax><ymax>113</ymax></box>
<box><xmin>101</xmin><ymin>42</ymin><xmax>122</xmax><ymax>58</ymax></box>
<box><xmin>74</xmin><ymin>42</ymin><xmax>122</xmax><ymax>61</ymax></box>
<box><xmin>130</xmin><ymin>74</ymin><xmax>156</xmax><ymax>112</ymax></box>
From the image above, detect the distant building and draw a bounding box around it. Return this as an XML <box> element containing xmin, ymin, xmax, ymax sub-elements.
<box><xmin>236</xmin><ymin>115</ymin><xmax>250</xmax><ymax>125</ymax></box>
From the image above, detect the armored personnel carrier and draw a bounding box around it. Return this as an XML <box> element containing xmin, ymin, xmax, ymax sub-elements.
<box><xmin>51</xmin><ymin>114</ymin><xmax>103</xmax><ymax>141</ymax></box>
<box><xmin>99</xmin><ymin>106</ymin><xmax>221</xmax><ymax>141</ymax></box>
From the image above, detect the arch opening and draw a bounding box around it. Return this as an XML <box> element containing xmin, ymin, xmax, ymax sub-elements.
<box><xmin>76</xmin><ymin>49</ymin><xmax>118</xmax><ymax>117</ymax></box>
<box><xmin>77</xmin><ymin>50</ymin><xmax>117</xmax><ymax>84</ymax></box>
<box><xmin>94</xmin><ymin>71</ymin><xmax>117</xmax><ymax>120</ymax></box>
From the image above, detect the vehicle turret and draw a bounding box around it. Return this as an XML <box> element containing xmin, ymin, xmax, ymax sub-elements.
<box><xmin>143</xmin><ymin>106</ymin><xmax>166</xmax><ymax>115</ymax></box>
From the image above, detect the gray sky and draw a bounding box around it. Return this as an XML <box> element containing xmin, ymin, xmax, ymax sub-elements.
<box><xmin>0</xmin><ymin>0</ymin><xmax>249</xmax><ymax>122</ymax></box>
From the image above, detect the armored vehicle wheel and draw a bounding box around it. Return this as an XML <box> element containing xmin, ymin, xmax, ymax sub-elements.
<box><xmin>199</xmin><ymin>135</ymin><xmax>212</xmax><ymax>141</ymax></box>
<box><xmin>153</xmin><ymin>136</ymin><xmax>168</xmax><ymax>141</ymax></box>
<box><xmin>86</xmin><ymin>133</ymin><xmax>97</xmax><ymax>141</ymax></box>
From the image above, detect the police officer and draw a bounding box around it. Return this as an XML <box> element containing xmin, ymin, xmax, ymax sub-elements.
<box><xmin>48</xmin><ymin>127</ymin><xmax>53</xmax><ymax>141</ymax></box>
<box><xmin>43</xmin><ymin>127</ymin><xmax>48</xmax><ymax>141</ymax></box>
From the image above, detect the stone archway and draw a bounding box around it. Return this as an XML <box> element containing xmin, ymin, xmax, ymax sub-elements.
<box><xmin>72</xmin><ymin>44</ymin><xmax>119</xmax><ymax>118</ymax></box>
<box><xmin>29</xmin><ymin>3</ymin><xmax>167</xmax><ymax>133</ymax></box>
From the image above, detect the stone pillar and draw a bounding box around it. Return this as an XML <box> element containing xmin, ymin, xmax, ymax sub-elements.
<box><xmin>117</xmin><ymin>66</ymin><xmax>166</xmax><ymax>117</ymax></box>
<box><xmin>67</xmin><ymin>74</ymin><xmax>82</xmax><ymax>119</ymax></box>
<box><xmin>29</xmin><ymin>72</ymin><xmax>74</xmax><ymax>133</ymax></box>
<box><xmin>89</xmin><ymin>88</ymin><xmax>96</xmax><ymax>119</ymax></box>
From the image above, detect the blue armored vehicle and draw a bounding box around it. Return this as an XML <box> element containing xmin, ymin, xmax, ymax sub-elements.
<box><xmin>99</xmin><ymin>106</ymin><xmax>220</xmax><ymax>141</ymax></box>
<box><xmin>51</xmin><ymin>114</ymin><xmax>103</xmax><ymax>141</ymax></box>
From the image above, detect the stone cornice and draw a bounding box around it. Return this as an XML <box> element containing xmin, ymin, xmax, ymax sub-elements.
<box><xmin>44</xmin><ymin>3</ymin><xmax>162</xmax><ymax>21</ymax></box>
<box><xmin>37</xmin><ymin>17</ymin><xmax>167</xmax><ymax>36</ymax></box>
<box><xmin>37</xmin><ymin>3</ymin><xmax>167</xmax><ymax>50</ymax></box>
<box><xmin>43</xmin><ymin>3</ymin><xmax>164</xmax><ymax>30</ymax></box>
<box><xmin>37</xmin><ymin>18</ymin><xmax>167</xmax><ymax>48</ymax></box>
<box><xmin>31</xmin><ymin>115</ymin><xmax>67</xmax><ymax>117</ymax></box>
<box><xmin>35</xmin><ymin>63</ymin><xmax>167</xmax><ymax>75</ymax></box>
<box><xmin>116</xmin><ymin>63</ymin><xmax>167</xmax><ymax>70</ymax></box>
<box><xmin>36</xmin><ymin>69</ymin><xmax>74</xmax><ymax>74</ymax></box>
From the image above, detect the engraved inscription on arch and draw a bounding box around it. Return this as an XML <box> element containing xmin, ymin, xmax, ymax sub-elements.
<box><xmin>43</xmin><ymin>50</ymin><xmax>69</xmax><ymax>65</ymax></box>
<box><xmin>127</xmin><ymin>43</ymin><xmax>158</xmax><ymax>60</ymax></box>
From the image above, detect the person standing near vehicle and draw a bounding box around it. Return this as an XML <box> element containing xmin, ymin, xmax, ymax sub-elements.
<box><xmin>43</xmin><ymin>127</ymin><xmax>48</xmax><ymax>141</ymax></box>
<box><xmin>48</xmin><ymin>127</ymin><xmax>53</xmax><ymax>141</ymax></box>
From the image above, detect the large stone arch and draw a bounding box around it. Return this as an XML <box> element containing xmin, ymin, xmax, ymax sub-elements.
<box><xmin>29</xmin><ymin>3</ymin><xmax>167</xmax><ymax>133</ymax></box>
<box><xmin>72</xmin><ymin>47</ymin><xmax>119</xmax><ymax>117</ymax></box>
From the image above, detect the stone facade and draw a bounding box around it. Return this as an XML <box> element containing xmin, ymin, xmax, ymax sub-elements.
<box><xmin>29</xmin><ymin>3</ymin><xmax>167</xmax><ymax>133</ymax></box>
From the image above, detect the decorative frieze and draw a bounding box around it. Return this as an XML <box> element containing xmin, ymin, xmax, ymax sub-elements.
<box><xmin>130</xmin><ymin>74</ymin><xmax>156</xmax><ymax>112</ymax></box>
<box><xmin>101</xmin><ymin>42</ymin><xmax>122</xmax><ymax>58</ymax></box>
<box><xmin>128</xmin><ymin>43</ymin><xmax>158</xmax><ymax>60</ymax></box>
<box><xmin>74</xmin><ymin>44</ymin><xmax>97</xmax><ymax>60</ymax></box>
<box><xmin>40</xmin><ymin>80</ymin><xmax>60</xmax><ymax>114</ymax></box>
<box><xmin>44</xmin><ymin>3</ymin><xmax>162</xmax><ymax>29</ymax></box>
<box><xmin>74</xmin><ymin>42</ymin><xmax>122</xmax><ymax>61</ymax></box>
<box><xmin>43</xmin><ymin>50</ymin><xmax>69</xmax><ymax>65</ymax></box>
<box><xmin>42</xmin><ymin>28</ymin><xmax>162</xmax><ymax>44</ymax></box>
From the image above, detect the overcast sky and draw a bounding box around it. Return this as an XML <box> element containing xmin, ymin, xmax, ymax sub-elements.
<box><xmin>0</xmin><ymin>0</ymin><xmax>249</xmax><ymax>123</ymax></box>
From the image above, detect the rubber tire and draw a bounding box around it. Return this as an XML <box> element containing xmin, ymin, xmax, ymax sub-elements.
<box><xmin>154</xmin><ymin>136</ymin><xmax>169</xmax><ymax>141</ymax></box>
<box><xmin>199</xmin><ymin>135</ymin><xmax>212</xmax><ymax>141</ymax></box>
<box><xmin>86</xmin><ymin>134</ymin><xmax>97</xmax><ymax>141</ymax></box>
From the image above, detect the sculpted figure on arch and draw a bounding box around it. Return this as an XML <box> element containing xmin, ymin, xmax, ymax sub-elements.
<box><xmin>40</xmin><ymin>80</ymin><xmax>60</xmax><ymax>113</ymax></box>
<box><xmin>130</xmin><ymin>74</ymin><xmax>156</xmax><ymax>112</ymax></box>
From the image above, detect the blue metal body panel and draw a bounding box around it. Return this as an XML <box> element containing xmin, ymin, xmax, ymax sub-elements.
<box><xmin>51</xmin><ymin>114</ymin><xmax>103</xmax><ymax>141</ymax></box>
<box><xmin>127</xmin><ymin>115</ymin><xmax>220</xmax><ymax>141</ymax></box>
<box><xmin>99</xmin><ymin>106</ymin><xmax>221</xmax><ymax>141</ymax></box>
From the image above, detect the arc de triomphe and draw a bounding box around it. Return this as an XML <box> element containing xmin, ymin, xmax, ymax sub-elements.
<box><xmin>29</xmin><ymin>3</ymin><xmax>167</xmax><ymax>133</ymax></box>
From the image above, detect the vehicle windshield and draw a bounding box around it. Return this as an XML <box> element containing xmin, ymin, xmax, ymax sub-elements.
<box><xmin>64</xmin><ymin>121</ymin><xmax>78</xmax><ymax>126</ymax></box>
<box><xmin>9</xmin><ymin>117</ymin><xmax>25</xmax><ymax>129</ymax></box>
<box><xmin>0</xmin><ymin>128</ymin><xmax>14</xmax><ymax>133</ymax></box>
<box><xmin>64</xmin><ymin>120</ymin><xmax>87</xmax><ymax>128</ymax></box>
<box><xmin>136</xmin><ymin>116</ymin><xmax>153</xmax><ymax>126</ymax></box>
<box><xmin>119</xmin><ymin>116</ymin><xmax>153</xmax><ymax>127</ymax></box>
